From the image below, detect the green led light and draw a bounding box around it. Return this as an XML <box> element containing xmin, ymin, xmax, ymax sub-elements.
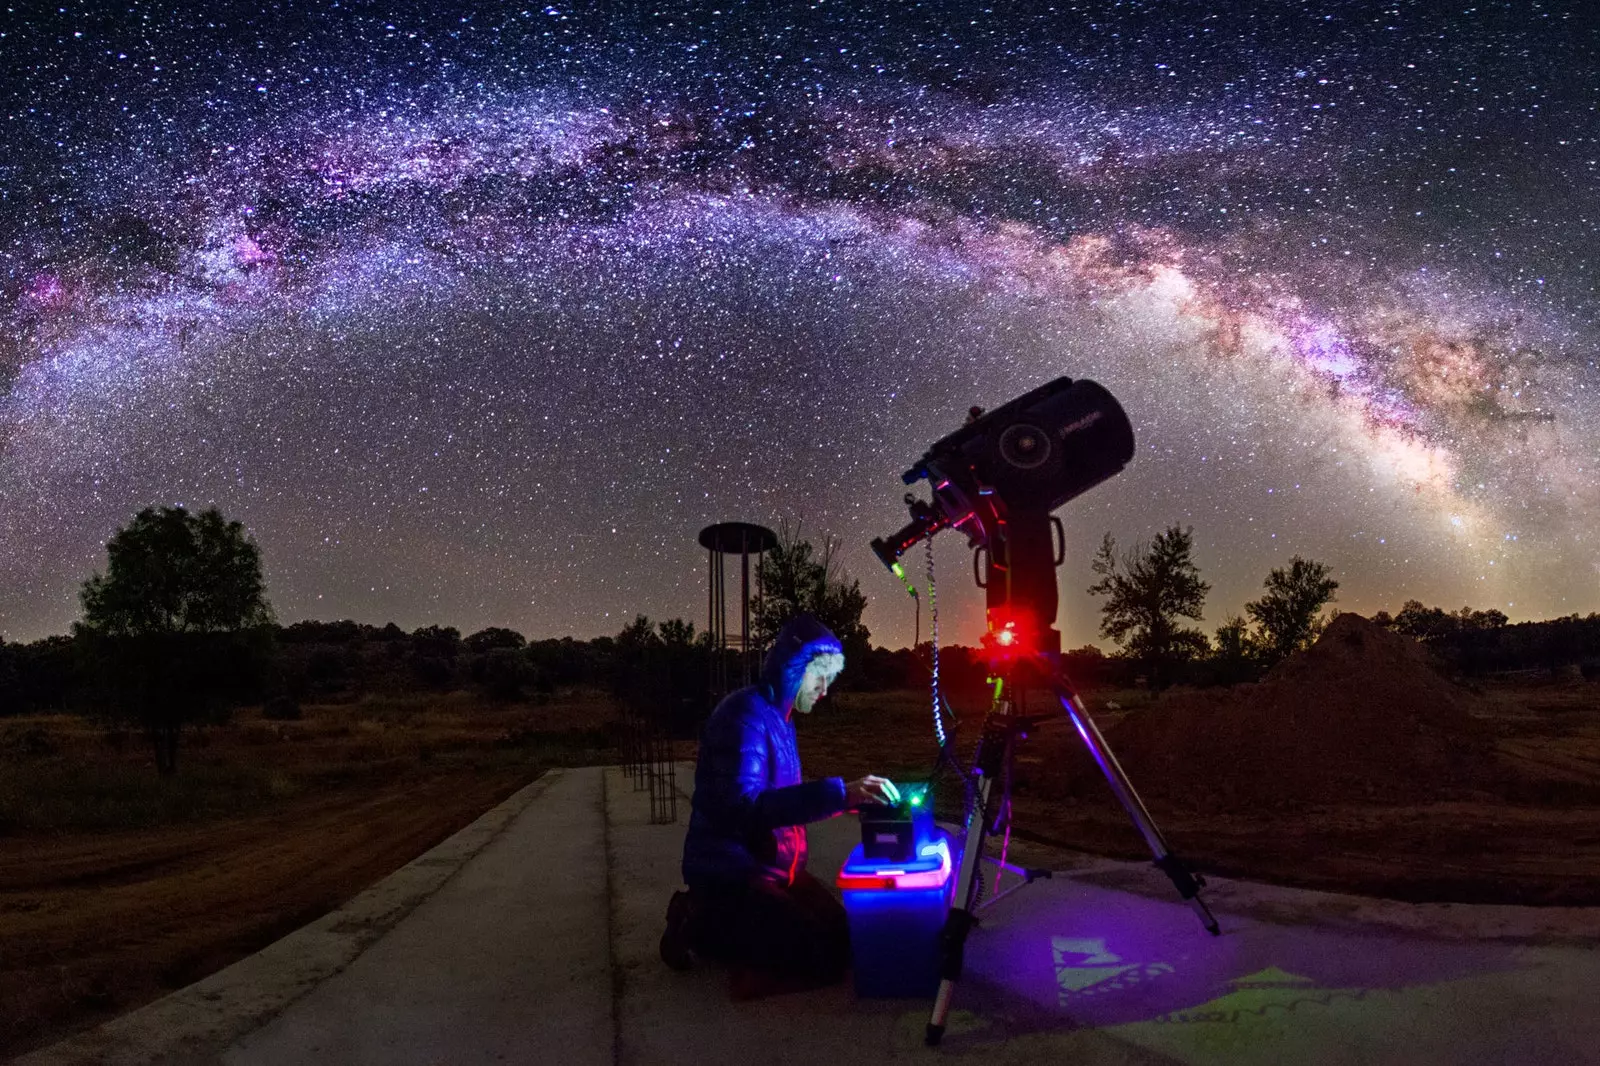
<box><xmin>891</xmin><ymin>561</ymin><xmax>906</xmax><ymax>579</ymax></box>
<box><xmin>910</xmin><ymin>794</ymin><xmax>922</xmax><ymax>806</ymax></box>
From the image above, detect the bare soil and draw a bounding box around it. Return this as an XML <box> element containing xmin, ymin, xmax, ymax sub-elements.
<box><xmin>807</xmin><ymin>618</ymin><xmax>1600</xmax><ymax>908</ymax></box>
<box><xmin>0</xmin><ymin>690</ymin><xmax>619</xmax><ymax>1060</ymax></box>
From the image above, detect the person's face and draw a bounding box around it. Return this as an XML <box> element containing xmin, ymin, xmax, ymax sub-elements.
<box><xmin>793</xmin><ymin>654</ymin><xmax>844</xmax><ymax>715</ymax></box>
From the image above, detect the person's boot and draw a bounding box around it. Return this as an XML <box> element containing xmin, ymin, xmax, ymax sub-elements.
<box><xmin>659</xmin><ymin>890</ymin><xmax>694</xmax><ymax>971</ymax></box>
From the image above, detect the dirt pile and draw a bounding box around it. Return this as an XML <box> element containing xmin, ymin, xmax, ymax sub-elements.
<box><xmin>1046</xmin><ymin>613</ymin><xmax>1498</xmax><ymax>811</ymax></box>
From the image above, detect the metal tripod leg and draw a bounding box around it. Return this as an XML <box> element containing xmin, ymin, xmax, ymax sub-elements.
<box><xmin>1054</xmin><ymin>679</ymin><xmax>1220</xmax><ymax>936</ymax></box>
<box><xmin>926</xmin><ymin>773</ymin><xmax>990</xmax><ymax>1047</ymax></box>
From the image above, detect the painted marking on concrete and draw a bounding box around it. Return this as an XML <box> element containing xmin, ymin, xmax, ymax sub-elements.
<box><xmin>1052</xmin><ymin>936</ymin><xmax>1174</xmax><ymax>1003</ymax></box>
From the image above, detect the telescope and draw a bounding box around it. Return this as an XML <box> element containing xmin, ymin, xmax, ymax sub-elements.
<box><xmin>871</xmin><ymin>376</ymin><xmax>1135</xmax><ymax>656</ymax></box>
<box><xmin>867</xmin><ymin>375</ymin><xmax>1217</xmax><ymax>1047</ymax></box>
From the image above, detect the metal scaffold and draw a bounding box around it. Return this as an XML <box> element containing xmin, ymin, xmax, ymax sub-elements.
<box><xmin>701</xmin><ymin>521</ymin><xmax>778</xmax><ymax>702</ymax></box>
<box><xmin>620</xmin><ymin>520</ymin><xmax>777</xmax><ymax>825</ymax></box>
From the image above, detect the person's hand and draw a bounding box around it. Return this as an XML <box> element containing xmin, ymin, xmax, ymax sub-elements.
<box><xmin>846</xmin><ymin>775</ymin><xmax>901</xmax><ymax>808</ymax></box>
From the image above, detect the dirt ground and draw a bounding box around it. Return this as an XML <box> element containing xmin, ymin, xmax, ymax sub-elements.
<box><xmin>805</xmin><ymin>625</ymin><xmax>1600</xmax><ymax>909</ymax></box>
<box><xmin>5</xmin><ymin>630</ymin><xmax>1598</xmax><ymax>1059</ymax></box>
<box><xmin>0</xmin><ymin>690</ymin><xmax>619</xmax><ymax>1060</ymax></box>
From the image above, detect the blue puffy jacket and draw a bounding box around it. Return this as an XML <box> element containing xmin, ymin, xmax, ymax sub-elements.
<box><xmin>681</xmin><ymin>615</ymin><xmax>849</xmax><ymax>888</ymax></box>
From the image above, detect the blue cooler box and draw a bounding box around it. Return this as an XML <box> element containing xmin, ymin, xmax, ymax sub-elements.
<box><xmin>836</xmin><ymin>830</ymin><xmax>955</xmax><ymax>997</ymax></box>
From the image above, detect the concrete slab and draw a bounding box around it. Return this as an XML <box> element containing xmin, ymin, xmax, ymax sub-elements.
<box><xmin>606</xmin><ymin>764</ymin><xmax>1168</xmax><ymax>1066</ymax></box>
<box><xmin>10</xmin><ymin>771</ymin><xmax>563</xmax><ymax>1066</ymax></box>
<box><xmin>609</xmin><ymin>764</ymin><xmax>1600</xmax><ymax>1065</ymax></box>
<box><xmin>223</xmin><ymin>766</ymin><xmax>614</xmax><ymax>1065</ymax></box>
<box><xmin>16</xmin><ymin>761</ymin><xmax>1600</xmax><ymax>1065</ymax></box>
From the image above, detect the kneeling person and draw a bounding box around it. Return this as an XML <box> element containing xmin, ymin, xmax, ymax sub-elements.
<box><xmin>661</xmin><ymin>614</ymin><xmax>898</xmax><ymax>983</ymax></box>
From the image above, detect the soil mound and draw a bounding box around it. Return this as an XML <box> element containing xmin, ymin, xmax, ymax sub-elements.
<box><xmin>1054</xmin><ymin>614</ymin><xmax>1496</xmax><ymax>810</ymax></box>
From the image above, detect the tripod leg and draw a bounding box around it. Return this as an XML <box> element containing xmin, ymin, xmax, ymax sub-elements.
<box><xmin>926</xmin><ymin>774</ymin><xmax>990</xmax><ymax>1046</ymax></box>
<box><xmin>1055</xmin><ymin>682</ymin><xmax>1220</xmax><ymax>936</ymax></box>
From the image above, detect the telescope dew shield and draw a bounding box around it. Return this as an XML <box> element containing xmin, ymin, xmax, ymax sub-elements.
<box><xmin>869</xmin><ymin>377</ymin><xmax>1135</xmax><ymax>572</ymax></box>
<box><xmin>926</xmin><ymin>377</ymin><xmax>1135</xmax><ymax>515</ymax></box>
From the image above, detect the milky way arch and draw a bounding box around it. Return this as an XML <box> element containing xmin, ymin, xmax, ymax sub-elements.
<box><xmin>3</xmin><ymin>2</ymin><xmax>1595</xmax><ymax>645</ymax></box>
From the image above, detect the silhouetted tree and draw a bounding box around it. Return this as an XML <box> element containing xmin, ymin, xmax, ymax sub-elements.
<box><xmin>752</xmin><ymin>522</ymin><xmax>871</xmax><ymax>667</ymax></box>
<box><xmin>0</xmin><ymin>637</ymin><xmax>18</xmax><ymax>714</ymax></box>
<box><xmin>612</xmin><ymin>615</ymin><xmax>710</xmax><ymax>735</ymax></box>
<box><xmin>464</xmin><ymin>626</ymin><xmax>527</xmax><ymax>653</ymax></box>
<box><xmin>76</xmin><ymin>506</ymin><xmax>273</xmax><ymax>773</ymax></box>
<box><xmin>474</xmin><ymin>647</ymin><xmax>539</xmax><ymax>701</ymax></box>
<box><xmin>1088</xmin><ymin>525</ymin><xmax>1210</xmax><ymax>689</ymax></box>
<box><xmin>1391</xmin><ymin>599</ymin><xmax>1455</xmax><ymax>640</ymax></box>
<box><xmin>616</xmin><ymin>614</ymin><xmax>658</xmax><ymax>648</ymax></box>
<box><xmin>1207</xmin><ymin>613</ymin><xmax>1262</xmax><ymax>685</ymax></box>
<box><xmin>1245</xmin><ymin>556</ymin><xmax>1339</xmax><ymax>664</ymax></box>
<box><xmin>658</xmin><ymin>618</ymin><xmax>696</xmax><ymax>646</ymax></box>
<box><xmin>281</xmin><ymin>619</ymin><xmax>363</xmax><ymax>644</ymax></box>
<box><xmin>410</xmin><ymin>625</ymin><xmax>462</xmax><ymax>658</ymax></box>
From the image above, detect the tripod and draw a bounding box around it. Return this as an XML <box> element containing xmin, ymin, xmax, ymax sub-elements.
<box><xmin>924</xmin><ymin>508</ymin><xmax>1220</xmax><ymax>1047</ymax></box>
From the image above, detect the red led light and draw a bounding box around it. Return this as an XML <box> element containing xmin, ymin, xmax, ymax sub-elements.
<box><xmin>980</xmin><ymin>612</ymin><xmax>1031</xmax><ymax>665</ymax></box>
<box><xmin>837</xmin><ymin>875</ymin><xmax>897</xmax><ymax>890</ymax></box>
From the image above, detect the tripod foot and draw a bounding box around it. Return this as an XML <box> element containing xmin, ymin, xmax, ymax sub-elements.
<box><xmin>1190</xmin><ymin>894</ymin><xmax>1221</xmax><ymax>936</ymax></box>
<box><xmin>1153</xmin><ymin>854</ymin><xmax>1221</xmax><ymax>935</ymax></box>
<box><xmin>925</xmin><ymin>1023</ymin><xmax>945</xmax><ymax>1047</ymax></box>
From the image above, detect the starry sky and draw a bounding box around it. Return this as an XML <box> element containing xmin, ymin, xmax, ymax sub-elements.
<box><xmin>1</xmin><ymin>1</ymin><xmax>1596</xmax><ymax>651</ymax></box>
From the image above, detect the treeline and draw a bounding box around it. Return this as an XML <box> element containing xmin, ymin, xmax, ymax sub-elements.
<box><xmin>1082</xmin><ymin>523</ymin><xmax>1600</xmax><ymax>688</ymax></box>
<box><xmin>8</xmin><ymin>502</ymin><xmax>1599</xmax><ymax>775</ymax></box>
<box><xmin>9</xmin><ymin>602</ymin><xmax>1595</xmax><ymax>723</ymax></box>
<box><xmin>1374</xmin><ymin>602</ymin><xmax>1600</xmax><ymax>679</ymax></box>
<box><xmin>0</xmin><ymin>615</ymin><xmax>921</xmax><ymax>721</ymax></box>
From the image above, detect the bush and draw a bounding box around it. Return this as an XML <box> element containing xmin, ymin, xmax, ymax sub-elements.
<box><xmin>306</xmin><ymin>647</ymin><xmax>353</xmax><ymax>688</ymax></box>
<box><xmin>474</xmin><ymin>648</ymin><xmax>539</xmax><ymax>701</ymax></box>
<box><xmin>411</xmin><ymin>654</ymin><xmax>456</xmax><ymax>690</ymax></box>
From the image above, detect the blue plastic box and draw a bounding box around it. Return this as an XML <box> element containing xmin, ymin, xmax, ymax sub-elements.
<box><xmin>836</xmin><ymin>830</ymin><xmax>955</xmax><ymax>997</ymax></box>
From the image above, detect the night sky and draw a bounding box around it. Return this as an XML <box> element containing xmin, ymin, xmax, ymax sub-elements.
<box><xmin>2</xmin><ymin>1</ymin><xmax>1596</xmax><ymax>651</ymax></box>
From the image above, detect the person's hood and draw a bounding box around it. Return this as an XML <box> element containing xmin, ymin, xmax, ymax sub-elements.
<box><xmin>760</xmin><ymin>614</ymin><xmax>844</xmax><ymax>713</ymax></box>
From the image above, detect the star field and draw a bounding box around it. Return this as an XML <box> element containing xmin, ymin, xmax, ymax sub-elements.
<box><xmin>2</xmin><ymin>1</ymin><xmax>1597</xmax><ymax>650</ymax></box>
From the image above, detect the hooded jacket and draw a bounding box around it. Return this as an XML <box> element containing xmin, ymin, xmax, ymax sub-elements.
<box><xmin>681</xmin><ymin>614</ymin><xmax>849</xmax><ymax>888</ymax></box>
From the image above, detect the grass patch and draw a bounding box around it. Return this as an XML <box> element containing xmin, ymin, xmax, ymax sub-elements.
<box><xmin>0</xmin><ymin>758</ymin><xmax>299</xmax><ymax>833</ymax></box>
<box><xmin>0</xmin><ymin>689</ymin><xmax>625</xmax><ymax>835</ymax></box>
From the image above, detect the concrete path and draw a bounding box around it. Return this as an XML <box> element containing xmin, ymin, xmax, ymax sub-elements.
<box><xmin>16</xmin><ymin>764</ymin><xmax>1600</xmax><ymax>1065</ymax></box>
<box><xmin>224</xmin><ymin>766</ymin><xmax>614</xmax><ymax>1065</ymax></box>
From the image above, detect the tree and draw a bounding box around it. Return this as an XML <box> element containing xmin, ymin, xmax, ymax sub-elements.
<box><xmin>77</xmin><ymin>506</ymin><xmax>273</xmax><ymax>773</ymax></box>
<box><xmin>81</xmin><ymin>506</ymin><xmax>271</xmax><ymax>636</ymax></box>
<box><xmin>658</xmin><ymin>618</ymin><xmax>696</xmax><ymax>646</ymax></box>
<box><xmin>751</xmin><ymin>522</ymin><xmax>871</xmax><ymax>667</ymax></box>
<box><xmin>1088</xmin><ymin>525</ymin><xmax>1210</xmax><ymax>688</ymax></box>
<box><xmin>465</xmin><ymin>626</ymin><xmax>527</xmax><ymax>653</ymax></box>
<box><xmin>1391</xmin><ymin>599</ymin><xmax>1454</xmax><ymax>640</ymax></box>
<box><xmin>612</xmin><ymin>615</ymin><xmax>710</xmax><ymax>736</ymax></box>
<box><xmin>1245</xmin><ymin>556</ymin><xmax>1339</xmax><ymax>664</ymax></box>
<box><xmin>1207</xmin><ymin>613</ymin><xmax>1262</xmax><ymax>685</ymax></box>
<box><xmin>0</xmin><ymin>637</ymin><xmax>18</xmax><ymax>715</ymax></box>
<box><xmin>617</xmin><ymin>614</ymin><xmax>662</xmax><ymax>650</ymax></box>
